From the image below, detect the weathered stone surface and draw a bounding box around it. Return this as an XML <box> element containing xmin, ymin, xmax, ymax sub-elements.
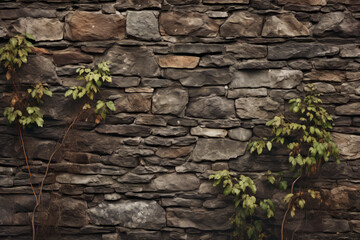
<box><xmin>335</xmin><ymin>102</ymin><xmax>360</xmax><ymax>116</ymax></box>
<box><xmin>155</xmin><ymin>146</ymin><xmax>193</xmax><ymax>158</ymax></box>
<box><xmin>227</xmin><ymin>88</ymin><xmax>268</xmax><ymax>98</ymax></box>
<box><xmin>159</xmin><ymin>12</ymin><xmax>219</xmax><ymax>37</ymax></box>
<box><xmin>199</xmin><ymin>55</ymin><xmax>236</xmax><ymax>67</ymax></box>
<box><xmin>207</xmin><ymin>11</ymin><xmax>228</xmax><ymax>18</ymax></box>
<box><xmin>340</xmin><ymin>45</ymin><xmax>360</xmax><ymax>58</ymax></box>
<box><xmin>152</xmin><ymin>88</ymin><xmax>188</xmax><ymax>116</ymax></box>
<box><xmin>235</xmin><ymin>97</ymin><xmax>281</xmax><ymax>119</ymax></box>
<box><xmin>228</xmin><ymin>128</ymin><xmax>252</xmax><ymax>141</ymax></box>
<box><xmin>204</xmin><ymin>0</ymin><xmax>248</xmax><ymax>3</ymax></box>
<box><xmin>167</xmin><ymin>0</ymin><xmax>201</xmax><ymax>4</ymax></box>
<box><xmin>175</xmin><ymin>162</ymin><xmax>211</xmax><ymax>173</ymax></box>
<box><xmin>111</xmin><ymin>76</ymin><xmax>140</xmax><ymax>88</ymax></box>
<box><xmin>102</xmin><ymin>46</ymin><xmax>160</xmax><ymax>77</ymax></box>
<box><xmin>114</xmin><ymin>0</ymin><xmax>162</xmax><ymax>10</ymax></box>
<box><xmin>163</xmin><ymin>69</ymin><xmax>231</xmax><ymax>87</ymax></box>
<box><xmin>226</xmin><ymin>43</ymin><xmax>267</xmax><ymax>59</ymax></box>
<box><xmin>117</xmin><ymin>173</ymin><xmax>155</xmax><ymax>183</ymax></box>
<box><xmin>235</xmin><ymin>60</ymin><xmax>286</xmax><ymax>69</ymax></box>
<box><xmin>313</xmin><ymin>12</ymin><xmax>360</xmax><ymax>37</ymax></box>
<box><xmin>17</xmin><ymin>55</ymin><xmax>58</xmax><ymax>84</ymax></box>
<box><xmin>278</xmin><ymin>0</ymin><xmax>327</xmax><ymax>5</ymax></box>
<box><xmin>262</xmin><ymin>14</ymin><xmax>310</xmax><ymax>37</ymax></box>
<box><xmin>152</xmin><ymin>173</ymin><xmax>200</xmax><ymax>191</ymax></box>
<box><xmin>144</xmin><ymin>136</ymin><xmax>172</xmax><ymax>146</ymax></box>
<box><xmin>312</xmin><ymin>82</ymin><xmax>336</xmax><ymax>93</ymax></box>
<box><xmin>114</xmin><ymin>93</ymin><xmax>152</xmax><ymax>113</ymax></box>
<box><xmin>220</xmin><ymin>11</ymin><xmax>263</xmax><ymax>37</ymax></box>
<box><xmin>57</xmin><ymin>198</ymin><xmax>88</xmax><ymax>227</ymax></box>
<box><xmin>191</xmin><ymin>139</ymin><xmax>247</xmax><ymax>162</ymax></box>
<box><xmin>333</xmin><ymin>133</ymin><xmax>360</xmax><ymax>160</ymax></box>
<box><xmin>0</xmin><ymin>8</ymin><xmax>56</xmax><ymax>19</ymax></box>
<box><xmin>152</xmin><ymin>126</ymin><xmax>188</xmax><ymax>137</ymax></box>
<box><xmin>304</xmin><ymin>70</ymin><xmax>345</xmax><ymax>82</ymax></box>
<box><xmin>313</xmin><ymin>58</ymin><xmax>356</xmax><ymax>70</ymax></box>
<box><xmin>172</xmin><ymin>44</ymin><xmax>224</xmax><ymax>54</ymax></box>
<box><xmin>52</xmin><ymin>49</ymin><xmax>93</xmax><ymax>66</ymax></box>
<box><xmin>158</xmin><ymin>56</ymin><xmax>199</xmax><ymax>69</ymax></box>
<box><xmin>288</xmin><ymin>59</ymin><xmax>312</xmax><ymax>70</ymax></box>
<box><xmin>268</xmin><ymin>42</ymin><xmax>339</xmax><ymax>60</ymax></box>
<box><xmin>95</xmin><ymin>125</ymin><xmax>152</xmax><ymax>137</ymax></box>
<box><xmin>65</xmin><ymin>11</ymin><xmax>125</xmax><ymax>41</ymax></box>
<box><xmin>88</xmin><ymin>200</ymin><xmax>165</xmax><ymax>229</ymax></box>
<box><xmin>187</xmin><ymin>96</ymin><xmax>235</xmax><ymax>119</ymax></box>
<box><xmin>14</xmin><ymin>17</ymin><xmax>63</xmax><ymax>41</ymax></box>
<box><xmin>190</xmin><ymin>127</ymin><xmax>227</xmax><ymax>138</ymax></box>
<box><xmin>167</xmin><ymin>207</ymin><xmax>233</xmax><ymax>230</ymax></box>
<box><xmin>135</xmin><ymin>114</ymin><xmax>167</xmax><ymax>126</ymax></box>
<box><xmin>230</xmin><ymin>70</ymin><xmax>303</xmax><ymax>89</ymax></box>
<box><xmin>56</xmin><ymin>174</ymin><xmax>115</xmax><ymax>186</ymax></box>
<box><xmin>189</xmin><ymin>86</ymin><xmax>226</xmax><ymax>97</ymax></box>
<box><xmin>161</xmin><ymin>197</ymin><xmax>203</xmax><ymax>207</ymax></box>
<box><xmin>141</xmin><ymin>78</ymin><xmax>176</xmax><ymax>88</ymax></box>
<box><xmin>126</xmin><ymin>11</ymin><xmax>160</xmax><ymax>41</ymax></box>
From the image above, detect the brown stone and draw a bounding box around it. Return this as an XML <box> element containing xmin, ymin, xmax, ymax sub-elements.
<box><xmin>159</xmin><ymin>12</ymin><xmax>219</xmax><ymax>37</ymax></box>
<box><xmin>156</xmin><ymin>146</ymin><xmax>193</xmax><ymax>158</ymax></box>
<box><xmin>262</xmin><ymin>14</ymin><xmax>310</xmax><ymax>37</ymax></box>
<box><xmin>203</xmin><ymin>0</ymin><xmax>249</xmax><ymax>3</ymax></box>
<box><xmin>220</xmin><ymin>11</ymin><xmax>263</xmax><ymax>37</ymax></box>
<box><xmin>52</xmin><ymin>49</ymin><xmax>93</xmax><ymax>66</ymax></box>
<box><xmin>158</xmin><ymin>56</ymin><xmax>199</xmax><ymax>69</ymax></box>
<box><xmin>277</xmin><ymin>0</ymin><xmax>327</xmax><ymax>5</ymax></box>
<box><xmin>65</xmin><ymin>11</ymin><xmax>125</xmax><ymax>41</ymax></box>
<box><xmin>304</xmin><ymin>70</ymin><xmax>345</xmax><ymax>82</ymax></box>
<box><xmin>114</xmin><ymin>93</ymin><xmax>152</xmax><ymax>113</ymax></box>
<box><xmin>335</xmin><ymin>102</ymin><xmax>360</xmax><ymax>116</ymax></box>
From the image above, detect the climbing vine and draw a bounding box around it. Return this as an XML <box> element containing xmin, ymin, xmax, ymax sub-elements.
<box><xmin>1</xmin><ymin>34</ymin><xmax>115</xmax><ymax>240</ymax></box>
<box><xmin>211</xmin><ymin>85</ymin><xmax>340</xmax><ymax>239</ymax></box>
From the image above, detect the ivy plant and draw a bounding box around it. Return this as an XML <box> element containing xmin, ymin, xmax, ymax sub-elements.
<box><xmin>210</xmin><ymin>170</ymin><xmax>275</xmax><ymax>240</ymax></box>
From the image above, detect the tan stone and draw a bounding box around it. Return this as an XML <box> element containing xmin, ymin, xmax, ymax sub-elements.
<box><xmin>158</xmin><ymin>56</ymin><xmax>200</xmax><ymax>69</ymax></box>
<box><xmin>262</xmin><ymin>14</ymin><xmax>310</xmax><ymax>37</ymax></box>
<box><xmin>156</xmin><ymin>146</ymin><xmax>193</xmax><ymax>159</ymax></box>
<box><xmin>333</xmin><ymin>133</ymin><xmax>360</xmax><ymax>160</ymax></box>
<box><xmin>65</xmin><ymin>11</ymin><xmax>125</xmax><ymax>41</ymax></box>
<box><xmin>277</xmin><ymin>0</ymin><xmax>327</xmax><ymax>5</ymax></box>
<box><xmin>323</xmin><ymin>186</ymin><xmax>360</xmax><ymax>210</ymax></box>
<box><xmin>304</xmin><ymin>70</ymin><xmax>345</xmax><ymax>82</ymax></box>
<box><xmin>190</xmin><ymin>127</ymin><xmax>227</xmax><ymax>138</ymax></box>
<box><xmin>159</xmin><ymin>12</ymin><xmax>219</xmax><ymax>37</ymax></box>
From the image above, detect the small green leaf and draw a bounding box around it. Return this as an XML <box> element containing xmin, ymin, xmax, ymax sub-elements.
<box><xmin>106</xmin><ymin>101</ymin><xmax>116</xmax><ymax>112</ymax></box>
<box><xmin>266</xmin><ymin>141</ymin><xmax>272</xmax><ymax>151</ymax></box>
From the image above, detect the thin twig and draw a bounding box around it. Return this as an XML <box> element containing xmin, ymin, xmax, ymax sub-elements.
<box><xmin>281</xmin><ymin>175</ymin><xmax>301</xmax><ymax>240</ymax></box>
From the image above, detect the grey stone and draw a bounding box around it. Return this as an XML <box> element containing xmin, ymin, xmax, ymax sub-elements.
<box><xmin>168</xmin><ymin>118</ymin><xmax>198</xmax><ymax>127</ymax></box>
<box><xmin>114</xmin><ymin>93</ymin><xmax>152</xmax><ymax>113</ymax></box>
<box><xmin>114</xmin><ymin>0</ymin><xmax>162</xmax><ymax>10</ymax></box>
<box><xmin>155</xmin><ymin>146</ymin><xmax>193</xmax><ymax>158</ymax></box>
<box><xmin>65</xmin><ymin>11</ymin><xmax>125</xmax><ymax>41</ymax></box>
<box><xmin>203</xmin><ymin>0</ymin><xmax>249</xmax><ymax>3</ymax></box>
<box><xmin>230</xmin><ymin>70</ymin><xmax>303</xmax><ymax>89</ymax></box>
<box><xmin>102</xmin><ymin>45</ymin><xmax>160</xmax><ymax>77</ymax></box>
<box><xmin>340</xmin><ymin>45</ymin><xmax>360</xmax><ymax>58</ymax></box>
<box><xmin>161</xmin><ymin>197</ymin><xmax>203</xmax><ymax>207</ymax></box>
<box><xmin>132</xmin><ymin>165</ymin><xmax>169</xmax><ymax>174</ymax></box>
<box><xmin>0</xmin><ymin>8</ymin><xmax>56</xmax><ymax>19</ymax></box>
<box><xmin>262</xmin><ymin>14</ymin><xmax>310</xmax><ymax>37</ymax></box>
<box><xmin>0</xmin><ymin>176</ymin><xmax>13</xmax><ymax>187</ymax></box>
<box><xmin>220</xmin><ymin>11</ymin><xmax>263</xmax><ymax>37</ymax></box>
<box><xmin>311</xmin><ymin>83</ymin><xmax>336</xmax><ymax>93</ymax></box>
<box><xmin>333</xmin><ymin>133</ymin><xmax>360</xmax><ymax>160</ymax></box>
<box><xmin>117</xmin><ymin>173</ymin><xmax>155</xmax><ymax>183</ymax></box>
<box><xmin>228</xmin><ymin>128</ymin><xmax>253</xmax><ymax>141</ymax></box>
<box><xmin>0</xmin><ymin>25</ymin><xmax>8</xmax><ymax>38</ymax></box>
<box><xmin>203</xmin><ymin>198</ymin><xmax>229</xmax><ymax>209</ymax></box>
<box><xmin>235</xmin><ymin>60</ymin><xmax>287</xmax><ymax>69</ymax></box>
<box><xmin>88</xmin><ymin>200</ymin><xmax>165</xmax><ymax>229</ymax></box>
<box><xmin>14</xmin><ymin>17</ymin><xmax>63</xmax><ymax>41</ymax></box>
<box><xmin>163</xmin><ymin>69</ymin><xmax>231</xmax><ymax>87</ymax></box>
<box><xmin>167</xmin><ymin>207</ymin><xmax>233</xmax><ymax>230</ymax></box>
<box><xmin>56</xmin><ymin>174</ymin><xmax>115</xmax><ymax>186</ymax></box>
<box><xmin>175</xmin><ymin>162</ymin><xmax>211</xmax><ymax>173</ymax></box>
<box><xmin>335</xmin><ymin>103</ymin><xmax>360</xmax><ymax>116</ymax></box>
<box><xmin>141</xmin><ymin>78</ymin><xmax>176</xmax><ymax>88</ymax></box>
<box><xmin>235</xmin><ymin>97</ymin><xmax>281</xmax><ymax>119</ymax></box>
<box><xmin>188</xmin><ymin>86</ymin><xmax>226</xmax><ymax>97</ymax></box>
<box><xmin>227</xmin><ymin>88</ymin><xmax>267</xmax><ymax>98</ymax></box>
<box><xmin>167</xmin><ymin>0</ymin><xmax>201</xmax><ymax>4</ymax></box>
<box><xmin>144</xmin><ymin>136</ymin><xmax>172</xmax><ymax>146</ymax></box>
<box><xmin>135</xmin><ymin>114</ymin><xmax>167</xmax><ymax>126</ymax></box>
<box><xmin>104</xmin><ymin>193</ymin><xmax>122</xmax><ymax>201</ymax></box>
<box><xmin>313</xmin><ymin>12</ymin><xmax>360</xmax><ymax>37</ymax></box>
<box><xmin>313</xmin><ymin>58</ymin><xmax>355</xmax><ymax>70</ymax></box>
<box><xmin>111</xmin><ymin>76</ymin><xmax>140</xmax><ymax>88</ymax></box>
<box><xmin>172</xmin><ymin>136</ymin><xmax>198</xmax><ymax>146</ymax></box>
<box><xmin>159</xmin><ymin>11</ymin><xmax>219</xmax><ymax>37</ymax></box>
<box><xmin>288</xmin><ymin>59</ymin><xmax>313</xmax><ymax>70</ymax></box>
<box><xmin>126</xmin><ymin>11</ymin><xmax>161</xmax><ymax>41</ymax></box>
<box><xmin>95</xmin><ymin>125</ymin><xmax>151</xmax><ymax>137</ymax></box>
<box><xmin>199</xmin><ymin>55</ymin><xmax>236</xmax><ymax>67</ymax></box>
<box><xmin>57</xmin><ymin>198</ymin><xmax>88</xmax><ymax>227</ymax></box>
<box><xmin>172</xmin><ymin>44</ymin><xmax>224</xmax><ymax>54</ymax></box>
<box><xmin>226</xmin><ymin>43</ymin><xmax>267</xmax><ymax>59</ymax></box>
<box><xmin>207</xmin><ymin>11</ymin><xmax>228</xmax><ymax>18</ymax></box>
<box><xmin>152</xmin><ymin>126</ymin><xmax>189</xmax><ymax>137</ymax></box>
<box><xmin>191</xmin><ymin>138</ymin><xmax>247</xmax><ymax>162</ymax></box>
<box><xmin>151</xmin><ymin>173</ymin><xmax>200</xmax><ymax>191</ymax></box>
<box><xmin>186</xmin><ymin>96</ymin><xmax>235</xmax><ymax>119</ymax></box>
<box><xmin>152</xmin><ymin>88</ymin><xmax>188</xmax><ymax>116</ymax></box>
<box><xmin>17</xmin><ymin>55</ymin><xmax>58</xmax><ymax>84</ymax></box>
<box><xmin>190</xmin><ymin>127</ymin><xmax>227</xmax><ymax>138</ymax></box>
<box><xmin>268</xmin><ymin>42</ymin><xmax>339</xmax><ymax>60</ymax></box>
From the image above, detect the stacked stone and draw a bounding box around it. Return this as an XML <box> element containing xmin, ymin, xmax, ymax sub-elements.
<box><xmin>0</xmin><ymin>0</ymin><xmax>360</xmax><ymax>239</ymax></box>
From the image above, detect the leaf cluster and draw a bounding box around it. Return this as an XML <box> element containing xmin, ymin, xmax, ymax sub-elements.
<box><xmin>4</xmin><ymin>106</ymin><xmax>44</xmax><ymax>127</ymax></box>
<box><xmin>210</xmin><ymin>170</ymin><xmax>275</xmax><ymax>240</ymax></box>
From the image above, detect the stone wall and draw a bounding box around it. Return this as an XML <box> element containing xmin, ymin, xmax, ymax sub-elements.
<box><xmin>0</xmin><ymin>0</ymin><xmax>360</xmax><ymax>239</ymax></box>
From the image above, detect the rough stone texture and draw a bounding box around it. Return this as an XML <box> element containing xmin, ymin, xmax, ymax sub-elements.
<box><xmin>158</xmin><ymin>56</ymin><xmax>199</xmax><ymax>69</ymax></box>
<box><xmin>152</xmin><ymin>173</ymin><xmax>200</xmax><ymax>191</ymax></box>
<box><xmin>152</xmin><ymin>88</ymin><xmax>188</xmax><ymax>116</ymax></box>
<box><xmin>52</xmin><ymin>49</ymin><xmax>93</xmax><ymax>66</ymax></box>
<box><xmin>277</xmin><ymin>0</ymin><xmax>327</xmax><ymax>5</ymax></box>
<box><xmin>114</xmin><ymin>0</ymin><xmax>162</xmax><ymax>10</ymax></box>
<box><xmin>262</xmin><ymin>14</ymin><xmax>310</xmax><ymax>37</ymax></box>
<box><xmin>186</xmin><ymin>96</ymin><xmax>235</xmax><ymax>119</ymax></box>
<box><xmin>313</xmin><ymin>12</ymin><xmax>360</xmax><ymax>37</ymax></box>
<box><xmin>88</xmin><ymin>200</ymin><xmax>165</xmax><ymax>229</ymax></box>
<box><xmin>114</xmin><ymin>93</ymin><xmax>152</xmax><ymax>113</ymax></box>
<box><xmin>235</xmin><ymin>97</ymin><xmax>281</xmax><ymax>119</ymax></box>
<box><xmin>190</xmin><ymin>127</ymin><xmax>227</xmax><ymax>138</ymax></box>
<box><xmin>14</xmin><ymin>17</ymin><xmax>63</xmax><ymax>41</ymax></box>
<box><xmin>65</xmin><ymin>11</ymin><xmax>125</xmax><ymax>41</ymax></box>
<box><xmin>102</xmin><ymin>45</ymin><xmax>160</xmax><ymax>77</ymax></box>
<box><xmin>160</xmin><ymin>12</ymin><xmax>219</xmax><ymax>37</ymax></box>
<box><xmin>191</xmin><ymin>139</ymin><xmax>247</xmax><ymax>162</ymax></box>
<box><xmin>126</xmin><ymin>11</ymin><xmax>160</xmax><ymax>41</ymax></box>
<box><xmin>228</xmin><ymin>128</ymin><xmax>252</xmax><ymax>141</ymax></box>
<box><xmin>230</xmin><ymin>70</ymin><xmax>303</xmax><ymax>89</ymax></box>
<box><xmin>220</xmin><ymin>11</ymin><xmax>263</xmax><ymax>37</ymax></box>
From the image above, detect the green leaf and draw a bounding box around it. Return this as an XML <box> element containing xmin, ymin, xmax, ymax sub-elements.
<box><xmin>43</xmin><ymin>89</ymin><xmax>52</xmax><ymax>97</ymax></box>
<box><xmin>266</xmin><ymin>141</ymin><xmax>272</xmax><ymax>151</ymax></box>
<box><xmin>267</xmin><ymin>175</ymin><xmax>275</xmax><ymax>185</ymax></box>
<box><xmin>106</xmin><ymin>101</ymin><xmax>116</xmax><ymax>112</ymax></box>
<box><xmin>279</xmin><ymin>180</ymin><xmax>288</xmax><ymax>190</ymax></box>
<box><xmin>284</xmin><ymin>193</ymin><xmax>294</xmax><ymax>203</ymax></box>
<box><xmin>64</xmin><ymin>89</ymin><xmax>73</xmax><ymax>97</ymax></box>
